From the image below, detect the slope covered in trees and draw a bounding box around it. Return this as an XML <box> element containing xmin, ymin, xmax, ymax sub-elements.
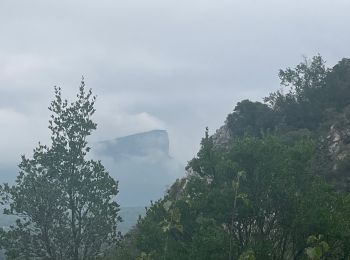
<box><xmin>110</xmin><ymin>56</ymin><xmax>350</xmax><ymax>259</ymax></box>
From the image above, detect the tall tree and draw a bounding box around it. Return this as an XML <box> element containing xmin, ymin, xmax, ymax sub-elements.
<box><xmin>0</xmin><ymin>80</ymin><xmax>121</xmax><ymax>259</ymax></box>
<box><xmin>264</xmin><ymin>55</ymin><xmax>328</xmax><ymax>130</ymax></box>
<box><xmin>226</xmin><ymin>100</ymin><xmax>276</xmax><ymax>138</ymax></box>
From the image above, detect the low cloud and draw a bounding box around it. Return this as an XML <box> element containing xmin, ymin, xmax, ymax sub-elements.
<box><xmin>92</xmin><ymin>94</ymin><xmax>166</xmax><ymax>141</ymax></box>
<box><xmin>0</xmin><ymin>108</ymin><xmax>48</xmax><ymax>164</ymax></box>
<box><xmin>1</xmin><ymin>0</ymin><xmax>350</xmax><ymax>171</ymax></box>
<box><xmin>93</xmin><ymin>153</ymin><xmax>184</xmax><ymax>207</ymax></box>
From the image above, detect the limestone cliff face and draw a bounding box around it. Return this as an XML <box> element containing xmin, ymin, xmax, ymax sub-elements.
<box><xmin>326</xmin><ymin>125</ymin><xmax>350</xmax><ymax>165</ymax></box>
<box><xmin>325</xmin><ymin>110</ymin><xmax>350</xmax><ymax>160</ymax></box>
<box><xmin>212</xmin><ymin>124</ymin><xmax>232</xmax><ymax>149</ymax></box>
<box><xmin>322</xmin><ymin>113</ymin><xmax>350</xmax><ymax>191</ymax></box>
<box><xmin>93</xmin><ymin>130</ymin><xmax>183</xmax><ymax>207</ymax></box>
<box><xmin>95</xmin><ymin>130</ymin><xmax>170</xmax><ymax>161</ymax></box>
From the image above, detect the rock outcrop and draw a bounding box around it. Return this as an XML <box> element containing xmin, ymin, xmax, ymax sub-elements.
<box><xmin>93</xmin><ymin>130</ymin><xmax>184</xmax><ymax>207</ymax></box>
<box><xmin>212</xmin><ymin>124</ymin><xmax>232</xmax><ymax>149</ymax></box>
<box><xmin>95</xmin><ymin>130</ymin><xmax>170</xmax><ymax>161</ymax></box>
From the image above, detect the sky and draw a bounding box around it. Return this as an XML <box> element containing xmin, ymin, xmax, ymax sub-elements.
<box><xmin>1</xmin><ymin>0</ymin><xmax>350</xmax><ymax>174</ymax></box>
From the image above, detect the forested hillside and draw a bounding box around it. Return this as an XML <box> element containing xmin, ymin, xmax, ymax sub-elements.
<box><xmin>109</xmin><ymin>56</ymin><xmax>350</xmax><ymax>259</ymax></box>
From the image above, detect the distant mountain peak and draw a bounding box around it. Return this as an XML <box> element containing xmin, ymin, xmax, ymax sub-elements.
<box><xmin>95</xmin><ymin>129</ymin><xmax>170</xmax><ymax>161</ymax></box>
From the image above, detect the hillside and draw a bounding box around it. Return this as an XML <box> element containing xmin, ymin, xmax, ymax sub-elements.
<box><xmin>95</xmin><ymin>130</ymin><xmax>170</xmax><ymax>161</ymax></box>
<box><xmin>110</xmin><ymin>56</ymin><xmax>350</xmax><ymax>259</ymax></box>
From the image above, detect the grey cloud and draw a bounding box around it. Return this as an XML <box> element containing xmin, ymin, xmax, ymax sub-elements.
<box><xmin>1</xmin><ymin>0</ymin><xmax>350</xmax><ymax>168</ymax></box>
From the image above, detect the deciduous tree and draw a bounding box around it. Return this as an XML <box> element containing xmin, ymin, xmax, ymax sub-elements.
<box><xmin>0</xmin><ymin>80</ymin><xmax>120</xmax><ymax>260</ymax></box>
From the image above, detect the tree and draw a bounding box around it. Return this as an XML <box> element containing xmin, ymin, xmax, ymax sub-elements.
<box><xmin>325</xmin><ymin>58</ymin><xmax>350</xmax><ymax>111</ymax></box>
<box><xmin>0</xmin><ymin>80</ymin><xmax>121</xmax><ymax>259</ymax></box>
<box><xmin>226</xmin><ymin>100</ymin><xmax>276</xmax><ymax>138</ymax></box>
<box><xmin>264</xmin><ymin>55</ymin><xmax>328</xmax><ymax>130</ymax></box>
<box><xmin>130</xmin><ymin>134</ymin><xmax>349</xmax><ymax>259</ymax></box>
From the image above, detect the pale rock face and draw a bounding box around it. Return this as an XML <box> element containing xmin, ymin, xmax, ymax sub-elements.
<box><xmin>95</xmin><ymin>130</ymin><xmax>170</xmax><ymax>161</ymax></box>
<box><xmin>92</xmin><ymin>130</ymin><xmax>184</xmax><ymax>207</ymax></box>
<box><xmin>325</xmin><ymin>122</ymin><xmax>350</xmax><ymax>191</ymax></box>
<box><xmin>328</xmin><ymin>130</ymin><xmax>341</xmax><ymax>155</ymax></box>
<box><xmin>327</xmin><ymin>124</ymin><xmax>350</xmax><ymax>160</ymax></box>
<box><xmin>212</xmin><ymin>124</ymin><xmax>232</xmax><ymax>149</ymax></box>
<box><xmin>182</xmin><ymin>124</ymin><xmax>232</xmax><ymax>190</ymax></box>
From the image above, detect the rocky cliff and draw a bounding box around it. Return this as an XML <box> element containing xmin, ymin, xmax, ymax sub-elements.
<box><xmin>93</xmin><ymin>130</ymin><xmax>184</xmax><ymax>207</ymax></box>
<box><xmin>95</xmin><ymin>130</ymin><xmax>170</xmax><ymax>161</ymax></box>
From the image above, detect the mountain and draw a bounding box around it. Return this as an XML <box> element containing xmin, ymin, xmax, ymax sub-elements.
<box><xmin>95</xmin><ymin>130</ymin><xmax>170</xmax><ymax>161</ymax></box>
<box><xmin>93</xmin><ymin>130</ymin><xmax>184</xmax><ymax>207</ymax></box>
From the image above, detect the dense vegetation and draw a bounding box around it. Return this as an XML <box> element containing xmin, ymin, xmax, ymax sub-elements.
<box><xmin>110</xmin><ymin>56</ymin><xmax>350</xmax><ymax>259</ymax></box>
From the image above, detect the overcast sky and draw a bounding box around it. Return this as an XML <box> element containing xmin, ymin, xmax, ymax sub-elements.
<box><xmin>1</xmin><ymin>0</ymin><xmax>350</xmax><ymax>170</ymax></box>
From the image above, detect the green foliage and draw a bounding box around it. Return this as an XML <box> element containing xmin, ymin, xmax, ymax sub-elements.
<box><xmin>187</xmin><ymin>127</ymin><xmax>217</xmax><ymax>178</ymax></box>
<box><xmin>136</xmin><ymin>252</ymin><xmax>154</xmax><ymax>260</ymax></box>
<box><xmin>103</xmin><ymin>55</ymin><xmax>350</xmax><ymax>259</ymax></box>
<box><xmin>278</xmin><ymin>55</ymin><xmax>328</xmax><ymax>101</ymax></box>
<box><xmin>0</xmin><ymin>80</ymin><xmax>121</xmax><ymax>259</ymax></box>
<box><xmin>264</xmin><ymin>55</ymin><xmax>328</xmax><ymax>130</ymax></box>
<box><xmin>324</xmin><ymin>58</ymin><xmax>350</xmax><ymax>111</ymax></box>
<box><xmin>226</xmin><ymin>100</ymin><xmax>276</xmax><ymax>138</ymax></box>
<box><xmin>263</xmin><ymin>55</ymin><xmax>350</xmax><ymax>132</ymax></box>
<box><xmin>124</xmin><ymin>133</ymin><xmax>349</xmax><ymax>259</ymax></box>
<box><xmin>238</xmin><ymin>249</ymin><xmax>255</xmax><ymax>260</ymax></box>
<box><xmin>305</xmin><ymin>235</ymin><xmax>330</xmax><ymax>260</ymax></box>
